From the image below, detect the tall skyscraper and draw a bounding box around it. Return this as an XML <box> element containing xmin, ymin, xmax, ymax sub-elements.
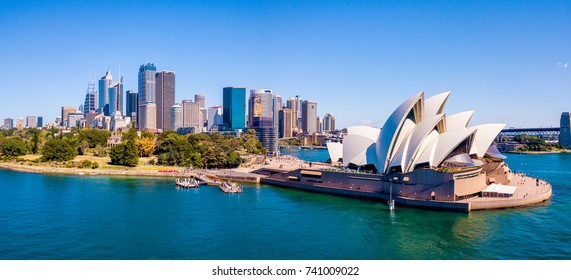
<box><xmin>279</xmin><ymin>108</ymin><xmax>293</xmax><ymax>138</ymax></box>
<box><xmin>182</xmin><ymin>100</ymin><xmax>202</xmax><ymax>129</ymax></box>
<box><xmin>156</xmin><ymin>70</ymin><xmax>175</xmax><ymax>131</ymax></box>
<box><xmin>560</xmin><ymin>112</ymin><xmax>571</xmax><ymax>148</ymax></box>
<box><xmin>98</xmin><ymin>70</ymin><xmax>112</xmax><ymax>112</ymax></box>
<box><xmin>138</xmin><ymin>63</ymin><xmax>157</xmax><ymax>104</ymax></box>
<box><xmin>207</xmin><ymin>106</ymin><xmax>223</xmax><ymax>130</ymax></box>
<box><xmin>286</xmin><ymin>98</ymin><xmax>298</xmax><ymax>132</ymax></box>
<box><xmin>323</xmin><ymin>113</ymin><xmax>336</xmax><ymax>132</ymax></box>
<box><xmin>83</xmin><ymin>82</ymin><xmax>97</xmax><ymax>116</ymax></box>
<box><xmin>126</xmin><ymin>90</ymin><xmax>138</xmax><ymax>121</ymax></box>
<box><xmin>108</xmin><ymin>78</ymin><xmax>123</xmax><ymax>115</ymax></box>
<box><xmin>108</xmin><ymin>86</ymin><xmax>118</xmax><ymax>116</ymax></box>
<box><xmin>273</xmin><ymin>95</ymin><xmax>282</xmax><ymax>128</ymax></box>
<box><xmin>248</xmin><ymin>89</ymin><xmax>274</xmax><ymax>127</ymax></box>
<box><xmin>222</xmin><ymin>87</ymin><xmax>246</xmax><ymax>131</ymax></box>
<box><xmin>171</xmin><ymin>104</ymin><xmax>183</xmax><ymax>132</ymax></box>
<box><xmin>61</xmin><ymin>106</ymin><xmax>77</xmax><ymax>127</ymax></box>
<box><xmin>26</xmin><ymin>116</ymin><xmax>37</xmax><ymax>128</ymax></box>
<box><xmin>3</xmin><ymin>118</ymin><xmax>13</xmax><ymax>129</ymax></box>
<box><xmin>16</xmin><ymin>118</ymin><xmax>25</xmax><ymax>129</ymax></box>
<box><xmin>316</xmin><ymin>116</ymin><xmax>322</xmax><ymax>133</ymax></box>
<box><xmin>195</xmin><ymin>94</ymin><xmax>206</xmax><ymax>109</ymax></box>
<box><xmin>195</xmin><ymin>94</ymin><xmax>207</xmax><ymax>127</ymax></box>
<box><xmin>37</xmin><ymin>116</ymin><xmax>43</xmax><ymax>128</ymax></box>
<box><xmin>302</xmin><ymin>100</ymin><xmax>317</xmax><ymax>134</ymax></box>
<box><xmin>139</xmin><ymin>103</ymin><xmax>157</xmax><ymax>132</ymax></box>
<box><xmin>248</xmin><ymin>89</ymin><xmax>278</xmax><ymax>156</ymax></box>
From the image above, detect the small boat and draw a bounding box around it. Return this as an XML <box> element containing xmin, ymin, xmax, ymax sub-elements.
<box><xmin>220</xmin><ymin>181</ymin><xmax>243</xmax><ymax>193</ymax></box>
<box><xmin>176</xmin><ymin>178</ymin><xmax>199</xmax><ymax>188</ymax></box>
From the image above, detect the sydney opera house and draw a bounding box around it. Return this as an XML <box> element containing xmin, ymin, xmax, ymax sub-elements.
<box><xmin>263</xmin><ymin>92</ymin><xmax>552</xmax><ymax>211</ymax></box>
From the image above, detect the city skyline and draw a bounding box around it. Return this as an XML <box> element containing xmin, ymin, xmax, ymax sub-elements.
<box><xmin>1</xmin><ymin>1</ymin><xmax>570</xmax><ymax>129</ymax></box>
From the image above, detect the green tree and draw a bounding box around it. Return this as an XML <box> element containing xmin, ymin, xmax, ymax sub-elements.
<box><xmin>78</xmin><ymin>128</ymin><xmax>111</xmax><ymax>148</ymax></box>
<box><xmin>141</xmin><ymin>131</ymin><xmax>155</xmax><ymax>139</ymax></box>
<box><xmin>110</xmin><ymin>141</ymin><xmax>139</xmax><ymax>167</ymax></box>
<box><xmin>41</xmin><ymin>139</ymin><xmax>77</xmax><ymax>161</ymax></box>
<box><xmin>0</xmin><ymin>137</ymin><xmax>27</xmax><ymax>157</ymax></box>
<box><xmin>154</xmin><ymin>133</ymin><xmax>192</xmax><ymax>166</ymax></box>
<box><xmin>122</xmin><ymin>127</ymin><xmax>138</xmax><ymax>142</ymax></box>
<box><xmin>28</xmin><ymin>128</ymin><xmax>41</xmax><ymax>154</ymax></box>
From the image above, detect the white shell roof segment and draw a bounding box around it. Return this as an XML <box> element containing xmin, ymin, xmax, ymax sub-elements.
<box><xmin>326</xmin><ymin>142</ymin><xmax>343</xmax><ymax>163</ymax></box>
<box><xmin>469</xmin><ymin>124</ymin><xmax>506</xmax><ymax>158</ymax></box>
<box><xmin>424</xmin><ymin>91</ymin><xmax>450</xmax><ymax>119</ymax></box>
<box><xmin>403</xmin><ymin>113</ymin><xmax>445</xmax><ymax>172</ymax></box>
<box><xmin>447</xmin><ymin>111</ymin><xmax>474</xmax><ymax>131</ymax></box>
<box><xmin>346</xmin><ymin>126</ymin><xmax>381</xmax><ymax>142</ymax></box>
<box><xmin>375</xmin><ymin>92</ymin><xmax>424</xmax><ymax>173</ymax></box>
<box><xmin>343</xmin><ymin>134</ymin><xmax>376</xmax><ymax>166</ymax></box>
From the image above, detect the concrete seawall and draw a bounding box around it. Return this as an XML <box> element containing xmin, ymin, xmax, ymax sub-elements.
<box><xmin>262</xmin><ymin>177</ymin><xmax>471</xmax><ymax>212</ymax></box>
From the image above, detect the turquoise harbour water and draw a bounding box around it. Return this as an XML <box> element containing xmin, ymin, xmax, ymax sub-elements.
<box><xmin>0</xmin><ymin>150</ymin><xmax>570</xmax><ymax>260</ymax></box>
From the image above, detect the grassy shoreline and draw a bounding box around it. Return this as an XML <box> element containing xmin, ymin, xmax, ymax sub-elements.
<box><xmin>0</xmin><ymin>155</ymin><xmax>187</xmax><ymax>178</ymax></box>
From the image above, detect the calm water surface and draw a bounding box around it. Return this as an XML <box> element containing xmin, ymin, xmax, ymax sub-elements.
<box><xmin>0</xmin><ymin>150</ymin><xmax>569</xmax><ymax>259</ymax></box>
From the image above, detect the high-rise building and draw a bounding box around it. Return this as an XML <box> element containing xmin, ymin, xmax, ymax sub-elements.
<box><xmin>273</xmin><ymin>95</ymin><xmax>282</xmax><ymax>128</ymax></box>
<box><xmin>16</xmin><ymin>118</ymin><xmax>25</xmax><ymax>129</ymax></box>
<box><xmin>26</xmin><ymin>116</ymin><xmax>37</xmax><ymax>128</ymax></box>
<box><xmin>316</xmin><ymin>116</ymin><xmax>322</xmax><ymax>133</ymax></box>
<box><xmin>286</xmin><ymin>98</ymin><xmax>298</xmax><ymax>133</ymax></box>
<box><xmin>83</xmin><ymin>82</ymin><xmax>97</xmax><ymax>116</ymax></box>
<box><xmin>67</xmin><ymin>112</ymin><xmax>84</xmax><ymax>128</ymax></box>
<box><xmin>139</xmin><ymin>103</ymin><xmax>157</xmax><ymax>132</ymax></box>
<box><xmin>207</xmin><ymin>106</ymin><xmax>223</xmax><ymax>131</ymax></box>
<box><xmin>37</xmin><ymin>116</ymin><xmax>43</xmax><ymax>128</ymax></box>
<box><xmin>171</xmin><ymin>104</ymin><xmax>183</xmax><ymax>132</ymax></box>
<box><xmin>108</xmin><ymin>86</ymin><xmax>117</xmax><ymax>115</ymax></box>
<box><xmin>248</xmin><ymin>89</ymin><xmax>274</xmax><ymax>127</ymax></box>
<box><xmin>61</xmin><ymin>106</ymin><xmax>77</xmax><ymax>127</ymax></box>
<box><xmin>279</xmin><ymin>108</ymin><xmax>293</xmax><ymax>138</ymax></box>
<box><xmin>195</xmin><ymin>94</ymin><xmax>207</xmax><ymax>128</ymax></box>
<box><xmin>156</xmin><ymin>70</ymin><xmax>175</xmax><ymax>131</ymax></box>
<box><xmin>195</xmin><ymin>94</ymin><xmax>206</xmax><ymax>109</ymax></box>
<box><xmin>108</xmin><ymin>78</ymin><xmax>124</xmax><ymax>115</ymax></box>
<box><xmin>222</xmin><ymin>87</ymin><xmax>246</xmax><ymax>131</ymax></box>
<box><xmin>323</xmin><ymin>113</ymin><xmax>336</xmax><ymax>132</ymax></box>
<box><xmin>302</xmin><ymin>100</ymin><xmax>318</xmax><ymax>134</ymax></box>
<box><xmin>138</xmin><ymin>63</ymin><xmax>157</xmax><ymax>104</ymax></box>
<box><xmin>248</xmin><ymin>89</ymin><xmax>278</xmax><ymax>156</ymax></box>
<box><xmin>560</xmin><ymin>112</ymin><xmax>571</xmax><ymax>148</ymax></box>
<box><xmin>86</xmin><ymin>111</ymin><xmax>99</xmax><ymax>128</ymax></box>
<box><xmin>126</xmin><ymin>90</ymin><xmax>138</xmax><ymax>122</ymax></box>
<box><xmin>98</xmin><ymin>70</ymin><xmax>113</xmax><ymax>112</ymax></box>
<box><xmin>254</xmin><ymin>126</ymin><xmax>278</xmax><ymax>156</ymax></box>
<box><xmin>182</xmin><ymin>100</ymin><xmax>202</xmax><ymax>129</ymax></box>
<box><xmin>4</xmin><ymin>118</ymin><xmax>13</xmax><ymax>129</ymax></box>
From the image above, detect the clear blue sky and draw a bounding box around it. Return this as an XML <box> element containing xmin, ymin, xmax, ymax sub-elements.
<box><xmin>1</xmin><ymin>0</ymin><xmax>570</xmax><ymax>129</ymax></box>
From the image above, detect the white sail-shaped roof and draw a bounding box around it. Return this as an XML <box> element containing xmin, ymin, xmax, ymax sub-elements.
<box><xmin>343</xmin><ymin>134</ymin><xmax>376</xmax><ymax>166</ymax></box>
<box><xmin>469</xmin><ymin>124</ymin><xmax>506</xmax><ymax>158</ymax></box>
<box><xmin>424</xmin><ymin>91</ymin><xmax>450</xmax><ymax>119</ymax></box>
<box><xmin>346</xmin><ymin>126</ymin><xmax>380</xmax><ymax>142</ymax></box>
<box><xmin>447</xmin><ymin>111</ymin><xmax>474</xmax><ymax>131</ymax></box>
<box><xmin>375</xmin><ymin>92</ymin><xmax>424</xmax><ymax>174</ymax></box>
<box><xmin>404</xmin><ymin>114</ymin><xmax>446</xmax><ymax>172</ymax></box>
<box><xmin>413</xmin><ymin>128</ymin><xmax>477</xmax><ymax>169</ymax></box>
<box><xmin>326</xmin><ymin>142</ymin><xmax>343</xmax><ymax>163</ymax></box>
